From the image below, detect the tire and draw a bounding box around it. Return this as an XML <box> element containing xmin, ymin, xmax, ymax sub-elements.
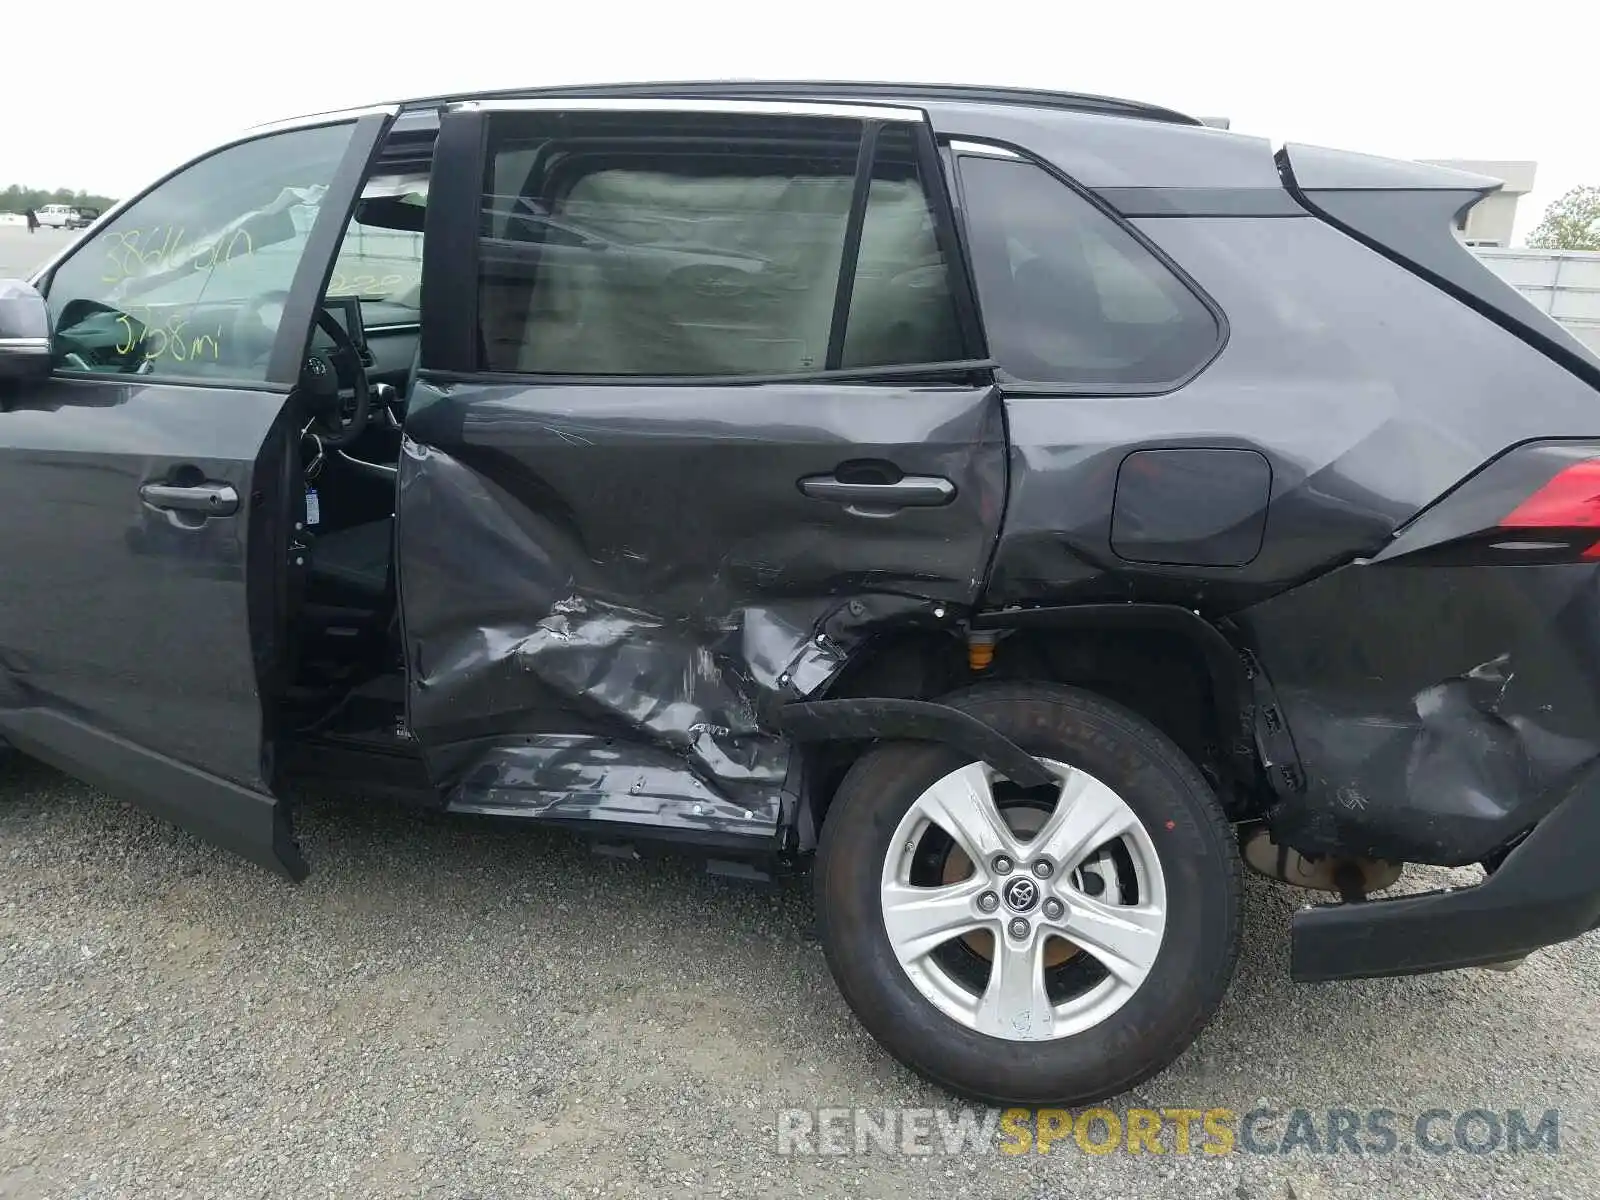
<box><xmin>814</xmin><ymin>681</ymin><xmax>1242</xmax><ymax>1105</ymax></box>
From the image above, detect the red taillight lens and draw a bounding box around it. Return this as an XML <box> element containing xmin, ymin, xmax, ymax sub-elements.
<box><xmin>1500</xmin><ymin>459</ymin><xmax>1600</xmax><ymax>528</ymax></box>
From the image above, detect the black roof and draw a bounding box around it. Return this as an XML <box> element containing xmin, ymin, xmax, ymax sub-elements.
<box><xmin>394</xmin><ymin>79</ymin><xmax>1202</xmax><ymax>127</ymax></box>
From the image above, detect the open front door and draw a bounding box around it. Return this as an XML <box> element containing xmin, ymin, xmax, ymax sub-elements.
<box><xmin>0</xmin><ymin>109</ymin><xmax>396</xmax><ymax>878</ymax></box>
<box><xmin>396</xmin><ymin>99</ymin><xmax>1003</xmax><ymax>848</ymax></box>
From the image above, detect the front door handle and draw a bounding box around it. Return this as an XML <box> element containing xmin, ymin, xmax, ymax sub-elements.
<box><xmin>799</xmin><ymin>475</ymin><xmax>956</xmax><ymax>509</ymax></box>
<box><xmin>139</xmin><ymin>481</ymin><xmax>240</xmax><ymax>517</ymax></box>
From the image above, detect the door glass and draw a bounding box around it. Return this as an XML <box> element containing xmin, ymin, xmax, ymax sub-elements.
<box><xmin>44</xmin><ymin>123</ymin><xmax>357</xmax><ymax>382</ymax></box>
<box><xmin>838</xmin><ymin>124</ymin><xmax>963</xmax><ymax>370</ymax></box>
<box><xmin>476</xmin><ymin>111</ymin><xmax>963</xmax><ymax>377</ymax></box>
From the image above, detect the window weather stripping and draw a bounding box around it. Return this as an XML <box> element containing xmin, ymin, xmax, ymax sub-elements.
<box><xmin>448</xmin><ymin>98</ymin><xmax>924</xmax><ymax>124</ymax></box>
<box><xmin>825</xmin><ymin>122</ymin><xmax>882</xmax><ymax>371</ymax></box>
<box><xmin>945</xmin><ymin>140</ymin><xmax>1024</xmax><ymax>161</ymax></box>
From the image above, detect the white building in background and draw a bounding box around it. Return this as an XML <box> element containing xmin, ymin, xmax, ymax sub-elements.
<box><xmin>1477</xmin><ymin>247</ymin><xmax>1600</xmax><ymax>354</ymax></box>
<box><xmin>1399</xmin><ymin>156</ymin><xmax>1599</xmax><ymax>354</ymax></box>
<box><xmin>1425</xmin><ymin>159</ymin><xmax>1538</xmax><ymax>248</ymax></box>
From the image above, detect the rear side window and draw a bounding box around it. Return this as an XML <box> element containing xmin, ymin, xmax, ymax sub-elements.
<box><xmin>476</xmin><ymin>112</ymin><xmax>964</xmax><ymax>377</ymax></box>
<box><xmin>955</xmin><ymin>154</ymin><xmax>1219</xmax><ymax>391</ymax></box>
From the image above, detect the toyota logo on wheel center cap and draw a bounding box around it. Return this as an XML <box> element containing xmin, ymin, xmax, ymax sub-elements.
<box><xmin>1002</xmin><ymin>877</ymin><xmax>1040</xmax><ymax>913</ymax></box>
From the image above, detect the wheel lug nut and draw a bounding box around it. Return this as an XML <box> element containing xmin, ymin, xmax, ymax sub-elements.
<box><xmin>1008</xmin><ymin>917</ymin><xmax>1030</xmax><ymax>938</ymax></box>
<box><xmin>991</xmin><ymin>855</ymin><xmax>1014</xmax><ymax>875</ymax></box>
<box><xmin>977</xmin><ymin>891</ymin><xmax>999</xmax><ymax>913</ymax></box>
<box><xmin>1042</xmin><ymin>897</ymin><xmax>1065</xmax><ymax>920</ymax></box>
<box><xmin>1031</xmin><ymin>859</ymin><xmax>1053</xmax><ymax>879</ymax></box>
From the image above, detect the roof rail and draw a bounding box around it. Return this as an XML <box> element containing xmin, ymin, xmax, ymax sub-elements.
<box><xmin>397</xmin><ymin>79</ymin><xmax>1203</xmax><ymax>127</ymax></box>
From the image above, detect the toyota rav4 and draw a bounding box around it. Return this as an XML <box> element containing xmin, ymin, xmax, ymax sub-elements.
<box><xmin>1</xmin><ymin>81</ymin><xmax>1598</xmax><ymax>1106</ymax></box>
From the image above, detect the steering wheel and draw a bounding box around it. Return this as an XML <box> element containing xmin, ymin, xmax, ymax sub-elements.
<box><xmin>302</xmin><ymin>306</ymin><xmax>371</xmax><ymax>448</ymax></box>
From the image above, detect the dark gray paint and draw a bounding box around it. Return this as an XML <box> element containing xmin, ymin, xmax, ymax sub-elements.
<box><xmin>379</xmin><ymin>100</ymin><xmax>1600</xmax><ymax>869</ymax></box>
<box><xmin>1109</xmin><ymin>448</ymin><xmax>1272</xmax><ymax>567</ymax></box>
<box><xmin>1092</xmin><ymin>187</ymin><xmax>1306</xmax><ymax>218</ymax></box>
<box><xmin>1236</xmin><ymin>440</ymin><xmax>1600</xmax><ymax>866</ymax></box>
<box><xmin>1291</xmin><ymin>190</ymin><xmax>1600</xmax><ymax>380</ymax></box>
<box><xmin>1280</xmin><ymin>143</ymin><xmax>1505</xmax><ymax>192</ymax></box>
<box><xmin>986</xmin><ymin>215</ymin><xmax>1600</xmax><ymax>611</ymax></box>
<box><xmin>396</xmin><ymin>377</ymin><xmax>1006</xmax><ymax>835</ymax></box>
<box><xmin>444</xmin><ymin>733</ymin><xmax>781</xmax><ymax>843</ymax></box>
<box><xmin>1240</xmin><ymin>560</ymin><xmax>1600</xmax><ymax>866</ymax></box>
<box><xmin>0</xmin><ymin>378</ymin><xmax>281</xmax><ymax>785</ymax></box>
<box><xmin>1277</xmin><ymin>143</ymin><xmax>1600</xmax><ymax>378</ymax></box>
<box><xmin>921</xmin><ymin>100</ymin><xmax>1282</xmax><ymax>190</ymax></box>
<box><xmin>0</xmin><ymin>375</ymin><xmax>305</xmax><ymax>876</ymax></box>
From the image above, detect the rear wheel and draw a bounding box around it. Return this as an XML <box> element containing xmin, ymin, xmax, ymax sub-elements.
<box><xmin>814</xmin><ymin>682</ymin><xmax>1241</xmax><ymax>1105</ymax></box>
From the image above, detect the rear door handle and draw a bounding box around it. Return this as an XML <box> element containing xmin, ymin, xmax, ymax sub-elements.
<box><xmin>799</xmin><ymin>475</ymin><xmax>956</xmax><ymax>509</ymax></box>
<box><xmin>139</xmin><ymin>481</ymin><xmax>240</xmax><ymax>517</ymax></box>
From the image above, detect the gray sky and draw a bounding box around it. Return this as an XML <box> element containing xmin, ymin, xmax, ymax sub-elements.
<box><xmin>6</xmin><ymin>0</ymin><xmax>1596</xmax><ymax>243</ymax></box>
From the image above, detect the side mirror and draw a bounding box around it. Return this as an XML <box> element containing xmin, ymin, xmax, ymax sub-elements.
<box><xmin>0</xmin><ymin>279</ymin><xmax>51</xmax><ymax>382</ymax></box>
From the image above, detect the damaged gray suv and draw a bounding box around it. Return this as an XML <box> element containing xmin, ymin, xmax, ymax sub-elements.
<box><xmin>3</xmin><ymin>81</ymin><xmax>1600</xmax><ymax>1107</ymax></box>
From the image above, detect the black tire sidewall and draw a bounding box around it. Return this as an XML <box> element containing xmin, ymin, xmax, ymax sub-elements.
<box><xmin>815</xmin><ymin>683</ymin><xmax>1239</xmax><ymax>1105</ymax></box>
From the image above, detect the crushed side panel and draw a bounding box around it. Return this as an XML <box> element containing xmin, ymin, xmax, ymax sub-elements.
<box><xmin>1238</xmin><ymin>561</ymin><xmax>1600</xmax><ymax>866</ymax></box>
<box><xmin>395</xmin><ymin>378</ymin><xmax>1007</xmax><ymax>839</ymax></box>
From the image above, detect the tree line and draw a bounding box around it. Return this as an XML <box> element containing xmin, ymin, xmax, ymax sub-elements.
<box><xmin>1</xmin><ymin>184</ymin><xmax>119</xmax><ymax>215</ymax></box>
<box><xmin>1528</xmin><ymin>185</ymin><xmax>1600</xmax><ymax>252</ymax></box>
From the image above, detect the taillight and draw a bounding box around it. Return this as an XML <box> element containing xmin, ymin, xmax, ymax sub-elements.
<box><xmin>1499</xmin><ymin>458</ymin><xmax>1600</xmax><ymax>529</ymax></box>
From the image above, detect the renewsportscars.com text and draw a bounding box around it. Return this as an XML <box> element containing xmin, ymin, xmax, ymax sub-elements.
<box><xmin>776</xmin><ymin>1106</ymin><xmax>1561</xmax><ymax>1157</ymax></box>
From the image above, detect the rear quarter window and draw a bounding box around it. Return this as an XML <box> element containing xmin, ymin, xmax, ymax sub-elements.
<box><xmin>955</xmin><ymin>153</ymin><xmax>1220</xmax><ymax>392</ymax></box>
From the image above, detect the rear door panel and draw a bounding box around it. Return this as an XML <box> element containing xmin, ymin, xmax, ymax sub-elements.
<box><xmin>398</xmin><ymin>377</ymin><xmax>1006</xmax><ymax>827</ymax></box>
<box><xmin>398</xmin><ymin>99</ymin><xmax>1005</xmax><ymax>839</ymax></box>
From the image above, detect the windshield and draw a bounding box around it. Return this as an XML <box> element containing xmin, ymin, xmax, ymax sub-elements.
<box><xmin>327</xmin><ymin>178</ymin><xmax>426</xmax><ymax>307</ymax></box>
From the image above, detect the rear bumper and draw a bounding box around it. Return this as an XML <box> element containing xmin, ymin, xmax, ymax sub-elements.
<box><xmin>1292</xmin><ymin>757</ymin><xmax>1600</xmax><ymax>981</ymax></box>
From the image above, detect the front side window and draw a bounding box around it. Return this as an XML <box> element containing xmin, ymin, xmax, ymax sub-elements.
<box><xmin>476</xmin><ymin>112</ymin><xmax>963</xmax><ymax>377</ymax></box>
<box><xmin>44</xmin><ymin>123</ymin><xmax>356</xmax><ymax>382</ymax></box>
<box><xmin>955</xmin><ymin>153</ymin><xmax>1220</xmax><ymax>391</ymax></box>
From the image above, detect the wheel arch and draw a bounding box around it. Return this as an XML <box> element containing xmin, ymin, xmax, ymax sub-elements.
<box><xmin>788</xmin><ymin>603</ymin><xmax>1264</xmax><ymax>849</ymax></box>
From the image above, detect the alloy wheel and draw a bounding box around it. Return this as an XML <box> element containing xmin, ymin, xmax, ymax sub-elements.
<box><xmin>878</xmin><ymin>759</ymin><xmax>1168</xmax><ymax>1041</ymax></box>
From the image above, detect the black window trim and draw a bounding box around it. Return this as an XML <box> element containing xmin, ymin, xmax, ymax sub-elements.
<box><xmin>823</xmin><ymin>120</ymin><xmax>881</xmax><ymax>370</ymax></box>
<box><xmin>941</xmin><ymin>135</ymin><xmax>1230</xmax><ymax>399</ymax></box>
<box><xmin>416</xmin><ymin>358</ymin><xmax>998</xmax><ymax>391</ymax></box>
<box><xmin>427</xmin><ymin>99</ymin><xmax>992</xmax><ymax>386</ymax></box>
<box><xmin>420</xmin><ymin>107</ymin><xmax>485</xmax><ymax>375</ymax></box>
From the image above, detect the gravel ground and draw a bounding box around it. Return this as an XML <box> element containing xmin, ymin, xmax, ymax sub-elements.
<box><xmin>1</xmin><ymin>751</ymin><xmax>1596</xmax><ymax>1199</ymax></box>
